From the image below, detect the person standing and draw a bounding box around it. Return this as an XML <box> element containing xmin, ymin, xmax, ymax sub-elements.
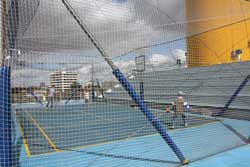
<box><xmin>47</xmin><ymin>86</ymin><xmax>55</xmax><ymax>108</ymax></box>
<box><xmin>171</xmin><ymin>91</ymin><xmax>187</xmax><ymax>129</ymax></box>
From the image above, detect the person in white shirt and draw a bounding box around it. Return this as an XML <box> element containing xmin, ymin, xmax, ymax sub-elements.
<box><xmin>171</xmin><ymin>91</ymin><xmax>187</xmax><ymax>129</ymax></box>
<box><xmin>46</xmin><ymin>86</ymin><xmax>55</xmax><ymax>108</ymax></box>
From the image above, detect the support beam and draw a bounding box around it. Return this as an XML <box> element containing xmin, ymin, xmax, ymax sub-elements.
<box><xmin>0</xmin><ymin>67</ymin><xmax>12</xmax><ymax>167</ymax></box>
<box><xmin>216</xmin><ymin>75</ymin><xmax>250</xmax><ymax>116</ymax></box>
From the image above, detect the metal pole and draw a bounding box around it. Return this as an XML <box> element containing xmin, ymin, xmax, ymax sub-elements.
<box><xmin>0</xmin><ymin>66</ymin><xmax>11</xmax><ymax>167</ymax></box>
<box><xmin>139</xmin><ymin>81</ymin><xmax>144</xmax><ymax>102</ymax></box>
<box><xmin>138</xmin><ymin>71</ymin><xmax>144</xmax><ymax>102</ymax></box>
<box><xmin>61</xmin><ymin>0</ymin><xmax>189</xmax><ymax>164</ymax></box>
<box><xmin>91</xmin><ymin>63</ymin><xmax>95</xmax><ymax>101</ymax></box>
<box><xmin>0</xmin><ymin>1</ymin><xmax>12</xmax><ymax>166</ymax></box>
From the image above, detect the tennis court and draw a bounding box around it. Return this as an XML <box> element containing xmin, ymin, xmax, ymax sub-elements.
<box><xmin>15</xmin><ymin>102</ymin><xmax>216</xmax><ymax>156</ymax></box>
<box><xmin>12</xmin><ymin>101</ymin><xmax>249</xmax><ymax>167</ymax></box>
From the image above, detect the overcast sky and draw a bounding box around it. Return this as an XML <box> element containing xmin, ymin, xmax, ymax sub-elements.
<box><xmin>12</xmin><ymin>0</ymin><xmax>188</xmax><ymax>87</ymax></box>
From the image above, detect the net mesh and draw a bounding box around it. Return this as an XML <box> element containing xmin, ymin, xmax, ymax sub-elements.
<box><xmin>0</xmin><ymin>0</ymin><xmax>250</xmax><ymax>167</ymax></box>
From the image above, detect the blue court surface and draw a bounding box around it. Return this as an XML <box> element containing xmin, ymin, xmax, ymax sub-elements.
<box><xmin>188</xmin><ymin>145</ymin><xmax>250</xmax><ymax>167</ymax></box>
<box><xmin>13</xmin><ymin>102</ymin><xmax>250</xmax><ymax>167</ymax></box>
<box><xmin>17</xmin><ymin>129</ymin><xmax>250</xmax><ymax>167</ymax></box>
<box><xmin>18</xmin><ymin>142</ymin><xmax>250</xmax><ymax>167</ymax></box>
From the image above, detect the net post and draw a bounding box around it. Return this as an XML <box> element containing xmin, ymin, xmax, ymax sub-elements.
<box><xmin>113</xmin><ymin>68</ymin><xmax>189</xmax><ymax>165</ymax></box>
<box><xmin>0</xmin><ymin>0</ymin><xmax>13</xmax><ymax>166</ymax></box>
<box><xmin>135</xmin><ymin>55</ymin><xmax>145</xmax><ymax>102</ymax></box>
<box><xmin>0</xmin><ymin>66</ymin><xmax>12</xmax><ymax>167</ymax></box>
<box><xmin>91</xmin><ymin>81</ymin><xmax>95</xmax><ymax>101</ymax></box>
<box><xmin>91</xmin><ymin>63</ymin><xmax>95</xmax><ymax>101</ymax></box>
<box><xmin>139</xmin><ymin>81</ymin><xmax>144</xmax><ymax>102</ymax></box>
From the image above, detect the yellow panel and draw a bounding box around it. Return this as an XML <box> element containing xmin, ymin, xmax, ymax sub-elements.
<box><xmin>186</xmin><ymin>0</ymin><xmax>250</xmax><ymax>67</ymax></box>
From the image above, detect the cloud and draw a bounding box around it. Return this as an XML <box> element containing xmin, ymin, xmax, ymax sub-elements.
<box><xmin>12</xmin><ymin>69</ymin><xmax>50</xmax><ymax>87</ymax></box>
<box><xmin>78</xmin><ymin>65</ymin><xmax>92</xmax><ymax>74</ymax></box>
<box><xmin>16</xmin><ymin>0</ymin><xmax>186</xmax><ymax>56</ymax></box>
<box><xmin>12</xmin><ymin>1</ymin><xmax>189</xmax><ymax>87</ymax></box>
<box><xmin>149</xmin><ymin>54</ymin><xmax>174</xmax><ymax>66</ymax></box>
<box><xmin>172</xmin><ymin>49</ymin><xmax>186</xmax><ymax>64</ymax></box>
<box><xmin>115</xmin><ymin>60</ymin><xmax>135</xmax><ymax>70</ymax></box>
<box><xmin>85</xmin><ymin>0</ymin><xmax>131</xmax><ymax>22</ymax></box>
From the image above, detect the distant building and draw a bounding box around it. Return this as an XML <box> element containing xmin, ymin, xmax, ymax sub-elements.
<box><xmin>50</xmin><ymin>71</ymin><xmax>78</xmax><ymax>92</ymax></box>
<box><xmin>40</xmin><ymin>82</ymin><xmax>46</xmax><ymax>87</ymax></box>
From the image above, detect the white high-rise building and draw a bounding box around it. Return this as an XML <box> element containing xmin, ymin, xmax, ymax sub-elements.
<box><xmin>50</xmin><ymin>71</ymin><xmax>78</xmax><ymax>92</ymax></box>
